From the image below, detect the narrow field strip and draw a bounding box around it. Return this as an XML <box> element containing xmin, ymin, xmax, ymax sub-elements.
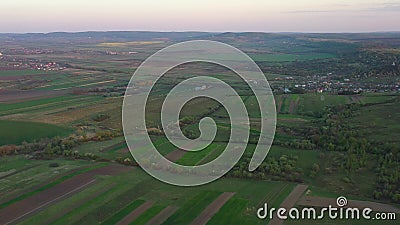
<box><xmin>206</xmin><ymin>198</ymin><xmax>248</xmax><ymax>225</ymax></box>
<box><xmin>164</xmin><ymin>142</ymin><xmax>215</xmax><ymax>164</ymax></box>
<box><xmin>0</xmin><ymin>164</ymin><xmax>40</xmax><ymax>180</ymax></box>
<box><xmin>20</xmin><ymin>182</ymin><xmax>117</xmax><ymax>225</ymax></box>
<box><xmin>197</xmin><ymin>144</ymin><xmax>226</xmax><ymax>165</ymax></box>
<box><xmin>0</xmin><ymin>164</ymin><xmax>92</xmax><ymax>205</ymax></box>
<box><xmin>268</xmin><ymin>184</ymin><xmax>308</xmax><ymax>225</ymax></box>
<box><xmin>0</xmin><ymin>164</ymin><xmax>103</xmax><ymax>209</ymax></box>
<box><xmin>66</xmin><ymin>179</ymin><xmax>152</xmax><ymax>225</ymax></box>
<box><xmin>145</xmin><ymin>206</ymin><xmax>178</xmax><ymax>225</ymax></box>
<box><xmin>164</xmin><ymin>149</ymin><xmax>186</xmax><ymax>162</ymax></box>
<box><xmin>129</xmin><ymin>205</ymin><xmax>165</xmax><ymax>225</ymax></box>
<box><xmin>268</xmin><ymin>183</ymin><xmax>294</xmax><ymax>207</ymax></box>
<box><xmin>162</xmin><ymin>191</ymin><xmax>222</xmax><ymax>225</ymax></box>
<box><xmin>259</xmin><ymin>183</ymin><xmax>286</xmax><ymax>207</ymax></box>
<box><xmin>3</xmin><ymin>179</ymin><xmax>96</xmax><ymax>225</ymax></box>
<box><xmin>51</xmin><ymin>185</ymin><xmax>120</xmax><ymax>225</ymax></box>
<box><xmin>0</xmin><ymin>97</ymin><xmax>103</xmax><ymax>119</ymax></box>
<box><xmin>0</xmin><ymin>164</ymin><xmax>129</xmax><ymax>225</ymax></box>
<box><xmin>176</xmin><ymin>143</ymin><xmax>220</xmax><ymax>166</ymax></box>
<box><xmin>100</xmin><ymin>200</ymin><xmax>147</xmax><ymax>225</ymax></box>
<box><xmin>115</xmin><ymin>201</ymin><xmax>154</xmax><ymax>225</ymax></box>
<box><xmin>100</xmin><ymin>141</ymin><xmax>127</xmax><ymax>152</ymax></box>
<box><xmin>41</xmin><ymin>96</ymin><xmax>105</xmax><ymax>115</ymax></box>
<box><xmin>189</xmin><ymin>192</ymin><xmax>236</xmax><ymax>225</ymax></box>
<box><xmin>0</xmin><ymin>95</ymin><xmax>94</xmax><ymax>116</ymax></box>
<box><xmin>0</xmin><ymin>96</ymin><xmax>78</xmax><ymax>112</ymax></box>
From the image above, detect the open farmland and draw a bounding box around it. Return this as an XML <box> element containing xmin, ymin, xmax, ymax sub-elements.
<box><xmin>0</xmin><ymin>120</ymin><xmax>72</xmax><ymax>145</ymax></box>
<box><xmin>1</xmin><ymin>165</ymin><xmax>296</xmax><ymax>225</ymax></box>
<box><xmin>0</xmin><ymin>31</ymin><xmax>399</xmax><ymax>225</ymax></box>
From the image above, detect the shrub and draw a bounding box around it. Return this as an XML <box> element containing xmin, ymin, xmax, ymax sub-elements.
<box><xmin>49</xmin><ymin>163</ymin><xmax>60</xmax><ymax>168</ymax></box>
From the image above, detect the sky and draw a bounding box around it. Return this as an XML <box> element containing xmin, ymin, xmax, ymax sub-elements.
<box><xmin>1</xmin><ymin>0</ymin><xmax>400</xmax><ymax>33</ymax></box>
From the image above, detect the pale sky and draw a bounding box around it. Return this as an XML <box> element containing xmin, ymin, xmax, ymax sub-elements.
<box><xmin>1</xmin><ymin>0</ymin><xmax>400</xmax><ymax>33</ymax></box>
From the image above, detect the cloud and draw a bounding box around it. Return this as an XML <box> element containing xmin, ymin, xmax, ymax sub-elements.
<box><xmin>285</xmin><ymin>2</ymin><xmax>400</xmax><ymax>14</ymax></box>
<box><xmin>285</xmin><ymin>10</ymin><xmax>339</xmax><ymax>14</ymax></box>
<box><xmin>369</xmin><ymin>2</ymin><xmax>400</xmax><ymax>12</ymax></box>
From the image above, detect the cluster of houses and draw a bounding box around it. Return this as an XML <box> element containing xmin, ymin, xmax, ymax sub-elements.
<box><xmin>32</xmin><ymin>62</ymin><xmax>66</xmax><ymax>71</ymax></box>
<box><xmin>273</xmin><ymin>74</ymin><xmax>400</xmax><ymax>94</ymax></box>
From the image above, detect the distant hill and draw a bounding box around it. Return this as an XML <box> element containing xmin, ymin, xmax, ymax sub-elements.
<box><xmin>0</xmin><ymin>31</ymin><xmax>216</xmax><ymax>43</ymax></box>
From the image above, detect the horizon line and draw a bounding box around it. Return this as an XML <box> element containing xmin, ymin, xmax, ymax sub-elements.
<box><xmin>1</xmin><ymin>30</ymin><xmax>400</xmax><ymax>35</ymax></box>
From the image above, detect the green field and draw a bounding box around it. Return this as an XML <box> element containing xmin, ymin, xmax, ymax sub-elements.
<box><xmin>0</xmin><ymin>156</ymin><xmax>96</xmax><ymax>203</ymax></box>
<box><xmin>163</xmin><ymin>191</ymin><xmax>222</xmax><ymax>225</ymax></box>
<box><xmin>0</xmin><ymin>120</ymin><xmax>72</xmax><ymax>145</ymax></box>
<box><xmin>131</xmin><ymin>205</ymin><xmax>166</xmax><ymax>225</ymax></box>
<box><xmin>249</xmin><ymin>53</ymin><xmax>336</xmax><ymax>62</ymax></box>
<box><xmin>0</xmin><ymin>69</ymin><xmax>53</xmax><ymax>76</ymax></box>
<box><xmin>1</xmin><ymin>32</ymin><xmax>400</xmax><ymax>225</ymax></box>
<box><xmin>100</xmin><ymin>199</ymin><xmax>146</xmax><ymax>225</ymax></box>
<box><xmin>8</xmin><ymin>165</ymin><xmax>296</xmax><ymax>225</ymax></box>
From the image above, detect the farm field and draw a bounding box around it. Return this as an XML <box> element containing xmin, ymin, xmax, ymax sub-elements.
<box><xmin>1</xmin><ymin>161</ymin><xmax>297</xmax><ymax>225</ymax></box>
<box><xmin>0</xmin><ymin>31</ymin><xmax>399</xmax><ymax>225</ymax></box>
<box><xmin>0</xmin><ymin>120</ymin><xmax>72</xmax><ymax>145</ymax></box>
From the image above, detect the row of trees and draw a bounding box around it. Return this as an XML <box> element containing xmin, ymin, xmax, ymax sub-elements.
<box><xmin>0</xmin><ymin>130</ymin><xmax>121</xmax><ymax>158</ymax></box>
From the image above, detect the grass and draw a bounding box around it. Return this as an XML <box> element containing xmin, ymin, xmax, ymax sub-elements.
<box><xmin>0</xmin><ymin>157</ymin><xmax>94</xmax><ymax>203</ymax></box>
<box><xmin>51</xmin><ymin>186</ymin><xmax>120</xmax><ymax>225</ymax></box>
<box><xmin>98</xmin><ymin>41</ymin><xmax>164</xmax><ymax>47</ymax></box>
<box><xmin>18</xmin><ymin>179</ymin><xmax>115</xmax><ymax>225</ymax></box>
<box><xmin>71</xmin><ymin>137</ymin><xmax>127</xmax><ymax>157</ymax></box>
<box><xmin>175</xmin><ymin>143</ymin><xmax>223</xmax><ymax>166</ymax></box>
<box><xmin>71</xmin><ymin>175</ymin><xmax>159</xmax><ymax>224</ymax></box>
<box><xmin>100</xmin><ymin>199</ymin><xmax>146</xmax><ymax>225</ymax></box>
<box><xmin>0</xmin><ymin>163</ymin><xmax>104</xmax><ymax>209</ymax></box>
<box><xmin>0</xmin><ymin>69</ymin><xmax>53</xmax><ymax>76</ymax></box>
<box><xmin>198</xmin><ymin>143</ymin><xmax>227</xmax><ymax>164</ymax></box>
<box><xmin>130</xmin><ymin>205</ymin><xmax>166</xmax><ymax>225</ymax></box>
<box><xmin>52</xmin><ymin>176</ymin><xmax>151</xmax><ymax>225</ymax></box>
<box><xmin>349</xmin><ymin>99</ymin><xmax>400</xmax><ymax>144</ymax></box>
<box><xmin>0</xmin><ymin>95</ymin><xmax>104</xmax><ymax>118</ymax></box>
<box><xmin>0</xmin><ymin>155</ymin><xmax>38</xmax><ymax>172</ymax></box>
<box><xmin>273</xmin><ymin>93</ymin><xmax>353</xmax><ymax>116</ymax></box>
<box><xmin>162</xmin><ymin>191</ymin><xmax>222</xmax><ymax>225</ymax></box>
<box><xmin>249</xmin><ymin>53</ymin><xmax>335</xmax><ymax>62</ymax></box>
<box><xmin>268</xmin><ymin>146</ymin><xmax>319</xmax><ymax>174</ymax></box>
<box><xmin>0</xmin><ymin>120</ymin><xmax>72</xmax><ymax>145</ymax></box>
<box><xmin>207</xmin><ymin>198</ymin><xmax>249</xmax><ymax>225</ymax></box>
<box><xmin>0</xmin><ymin>95</ymin><xmax>79</xmax><ymax>113</ymax></box>
<box><xmin>4</xmin><ymin>165</ymin><xmax>300</xmax><ymax>225</ymax></box>
<box><xmin>298</xmin><ymin>94</ymin><xmax>348</xmax><ymax>115</ymax></box>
